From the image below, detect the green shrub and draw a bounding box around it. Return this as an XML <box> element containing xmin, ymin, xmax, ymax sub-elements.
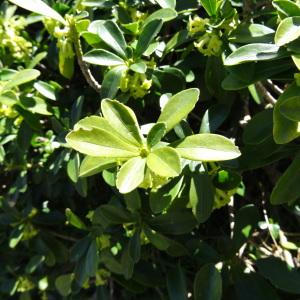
<box><xmin>0</xmin><ymin>0</ymin><xmax>299</xmax><ymax>299</ymax></box>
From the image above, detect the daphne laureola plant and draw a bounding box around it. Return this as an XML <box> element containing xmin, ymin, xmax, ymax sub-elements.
<box><xmin>1</xmin><ymin>0</ymin><xmax>300</xmax><ymax>298</ymax></box>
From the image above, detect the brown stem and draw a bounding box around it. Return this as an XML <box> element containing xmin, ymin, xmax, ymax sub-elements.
<box><xmin>71</xmin><ymin>23</ymin><xmax>101</xmax><ymax>93</ymax></box>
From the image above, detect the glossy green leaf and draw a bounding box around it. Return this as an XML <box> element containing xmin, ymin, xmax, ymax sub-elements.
<box><xmin>20</xmin><ymin>96</ymin><xmax>52</xmax><ymax>115</ymax></box>
<box><xmin>271</xmin><ymin>153</ymin><xmax>300</xmax><ymax>205</ymax></box>
<box><xmin>157</xmin><ymin>88</ymin><xmax>200</xmax><ymax>132</ymax></box>
<box><xmin>167</xmin><ymin>265</ymin><xmax>188</xmax><ymax>300</ymax></box>
<box><xmin>2</xmin><ymin>69</ymin><xmax>40</xmax><ymax>92</ymax></box>
<box><xmin>144</xmin><ymin>8</ymin><xmax>177</xmax><ymax>27</ymax></box>
<box><xmin>34</xmin><ymin>81</ymin><xmax>57</xmax><ymax>101</ymax></box>
<box><xmin>67</xmin><ymin>153</ymin><xmax>80</xmax><ymax>183</ymax></box>
<box><xmin>83</xmin><ymin>49</ymin><xmax>125</xmax><ymax>66</ymax></box>
<box><xmin>96</xmin><ymin>20</ymin><xmax>127</xmax><ymax>58</ymax></box>
<box><xmin>66</xmin><ymin>127</ymin><xmax>140</xmax><ymax>158</ymax></box>
<box><xmin>229</xmin><ymin>24</ymin><xmax>274</xmax><ymax>44</ymax></box>
<box><xmin>189</xmin><ymin>171</ymin><xmax>215</xmax><ymax>223</ymax></box>
<box><xmin>273</xmin><ymin>83</ymin><xmax>300</xmax><ymax>144</ymax></box>
<box><xmin>143</xmin><ymin>226</ymin><xmax>171</xmax><ymax>250</ymax></box>
<box><xmin>150</xmin><ymin>176</ymin><xmax>183</xmax><ymax>213</ymax></box>
<box><xmin>278</xmin><ymin>96</ymin><xmax>300</xmax><ymax>121</ymax></box>
<box><xmin>116</xmin><ymin>157</ymin><xmax>146</xmax><ymax>193</ymax></box>
<box><xmin>243</xmin><ymin>109</ymin><xmax>273</xmax><ymax>144</ymax></box>
<box><xmin>147</xmin><ymin>123</ymin><xmax>167</xmax><ymax>148</ymax></box>
<box><xmin>79</xmin><ymin>156</ymin><xmax>116</xmax><ymax>177</ymax></box>
<box><xmin>8</xmin><ymin>0</ymin><xmax>66</xmax><ymax>24</ymax></box>
<box><xmin>135</xmin><ymin>19</ymin><xmax>163</xmax><ymax>57</ymax></box>
<box><xmin>224</xmin><ymin>44</ymin><xmax>280</xmax><ymax>66</ymax></box>
<box><xmin>200</xmin><ymin>0</ymin><xmax>217</xmax><ymax>16</ymax></box>
<box><xmin>149</xmin><ymin>210</ymin><xmax>197</xmax><ymax>235</ymax></box>
<box><xmin>101</xmin><ymin>99</ymin><xmax>143</xmax><ymax>146</ymax></box>
<box><xmin>147</xmin><ymin>147</ymin><xmax>181</xmax><ymax>178</ymax></box>
<box><xmin>155</xmin><ymin>0</ymin><xmax>176</xmax><ymax>9</ymax></box>
<box><xmin>101</xmin><ymin>65</ymin><xmax>127</xmax><ymax>99</ymax></box>
<box><xmin>174</xmin><ymin>134</ymin><xmax>241</xmax><ymax>161</ymax></box>
<box><xmin>275</xmin><ymin>16</ymin><xmax>300</xmax><ymax>46</ymax></box>
<box><xmin>257</xmin><ymin>257</ymin><xmax>300</xmax><ymax>294</ymax></box>
<box><xmin>194</xmin><ymin>264</ymin><xmax>222</xmax><ymax>300</ymax></box>
<box><xmin>273</xmin><ymin>0</ymin><xmax>300</xmax><ymax>17</ymax></box>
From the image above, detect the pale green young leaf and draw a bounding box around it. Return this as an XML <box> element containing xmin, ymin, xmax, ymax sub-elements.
<box><xmin>157</xmin><ymin>88</ymin><xmax>200</xmax><ymax>133</ymax></box>
<box><xmin>83</xmin><ymin>49</ymin><xmax>125</xmax><ymax>66</ymax></box>
<box><xmin>9</xmin><ymin>0</ymin><xmax>66</xmax><ymax>24</ymax></box>
<box><xmin>116</xmin><ymin>157</ymin><xmax>146</xmax><ymax>193</ymax></box>
<box><xmin>147</xmin><ymin>147</ymin><xmax>181</xmax><ymax>178</ymax></box>
<box><xmin>2</xmin><ymin>69</ymin><xmax>40</xmax><ymax>92</ymax></box>
<box><xmin>65</xmin><ymin>208</ymin><xmax>88</xmax><ymax>230</ymax></box>
<box><xmin>79</xmin><ymin>156</ymin><xmax>116</xmax><ymax>177</ymax></box>
<box><xmin>174</xmin><ymin>134</ymin><xmax>241</xmax><ymax>161</ymax></box>
<box><xmin>275</xmin><ymin>16</ymin><xmax>300</xmax><ymax>46</ymax></box>
<box><xmin>224</xmin><ymin>44</ymin><xmax>281</xmax><ymax>66</ymax></box>
<box><xmin>279</xmin><ymin>96</ymin><xmax>300</xmax><ymax>121</ymax></box>
<box><xmin>101</xmin><ymin>99</ymin><xmax>144</xmax><ymax>146</ymax></box>
<box><xmin>155</xmin><ymin>0</ymin><xmax>176</xmax><ymax>9</ymax></box>
<box><xmin>147</xmin><ymin>122</ymin><xmax>167</xmax><ymax>148</ymax></box>
<box><xmin>66</xmin><ymin>128</ymin><xmax>140</xmax><ymax>158</ymax></box>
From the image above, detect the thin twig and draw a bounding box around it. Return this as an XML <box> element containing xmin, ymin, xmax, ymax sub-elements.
<box><xmin>255</xmin><ymin>82</ymin><xmax>277</xmax><ymax>105</ymax></box>
<box><xmin>70</xmin><ymin>23</ymin><xmax>101</xmax><ymax>93</ymax></box>
<box><xmin>47</xmin><ymin>230</ymin><xmax>79</xmax><ymax>242</ymax></box>
<box><xmin>266</xmin><ymin>79</ymin><xmax>283</xmax><ymax>95</ymax></box>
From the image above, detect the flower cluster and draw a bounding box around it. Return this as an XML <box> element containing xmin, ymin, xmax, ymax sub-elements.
<box><xmin>0</xmin><ymin>15</ymin><xmax>32</xmax><ymax>60</ymax></box>
<box><xmin>120</xmin><ymin>71</ymin><xmax>152</xmax><ymax>99</ymax></box>
<box><xmin>194</xmin><ymin>32</ymin><xmax>223</xmax><ymax>56</ymax></box>
<box><xmin>188</xmin><ymin>15</ymin><xmax>223</xmax><ymax>57</ymax></box>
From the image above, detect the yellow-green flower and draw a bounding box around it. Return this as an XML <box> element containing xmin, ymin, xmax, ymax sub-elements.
<box><xmin>188</xmin><ymin>15</ymin><xmax>209</xmax><ymax>35</ymax></box>
<box><xmin>194</xmin><ymin>33</ymin><xmax>222</xmax><ymax>56</ymax></box>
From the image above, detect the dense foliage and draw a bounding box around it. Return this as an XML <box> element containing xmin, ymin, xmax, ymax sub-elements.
<box><xmin>0</xmin><ymin>0</ymin><xmax>300</xmax><ymax>299</ymax></box>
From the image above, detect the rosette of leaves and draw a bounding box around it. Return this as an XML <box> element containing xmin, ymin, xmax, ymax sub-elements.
<box><xmin>66</xmin><ymin>88</ymin><xmax>241</xmax><ymax>194</ymax></box>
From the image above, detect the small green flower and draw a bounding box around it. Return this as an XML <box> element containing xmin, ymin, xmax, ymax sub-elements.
<box><xmin>188</xmin><ymin>15</ymin><xmax>209</xmax><ymax>35</ymax></box>
<box><xmin>194</xmin><ymin>33</ymin><xmax>222</xmax><ymax>56</ymax></box>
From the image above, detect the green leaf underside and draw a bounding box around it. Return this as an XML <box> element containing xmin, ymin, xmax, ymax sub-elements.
<box><xmin>8</xmin><ymin>0</ymin><xmax>66</xmax><ymax>24</ymax></box>
<box><xmin>174</xmin><ymin>134</ymin><xmax>241</xmax><ymax>161</ymax></box>
<box><xmin>101</xmin><ymin>99</ymin><xmax>143</xmax><ymax>146</ymax></box>
<box><xmin>116</xmin><ymin>157</ymin><xmax>146</xmax><ymax>193</ymax></box>
<box><xmin>79</xmin><ymin>156</ymin><xmax>116</xmax><ymax>177</ymax></box>
<box><xmin>83</xmin><ymin>49</ymin><xmax>125</xmax><ymax>66</ymax></box>
<box><xmin>66</xmin><ymin>128</ymin><xmax>140</xmax><ymax>158</ymax></box>
<box><xmin>224</xmin><ymin>44</ymin><xmax>280</xmax><ymax>66</ymax></box>
<box><xmin>279</xmin><ymin>96</ymin><xmax>300</xmax><ymax>121</ymax></box>
<box><xmin>147</xmin><ymin>147</ymin><xmax>181</xmax><ymax>178</ymax></box>
<box><xmin>158</xmin><ymin>88</ymin><xmax>200</xmax><ymax>132</ymax></box>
